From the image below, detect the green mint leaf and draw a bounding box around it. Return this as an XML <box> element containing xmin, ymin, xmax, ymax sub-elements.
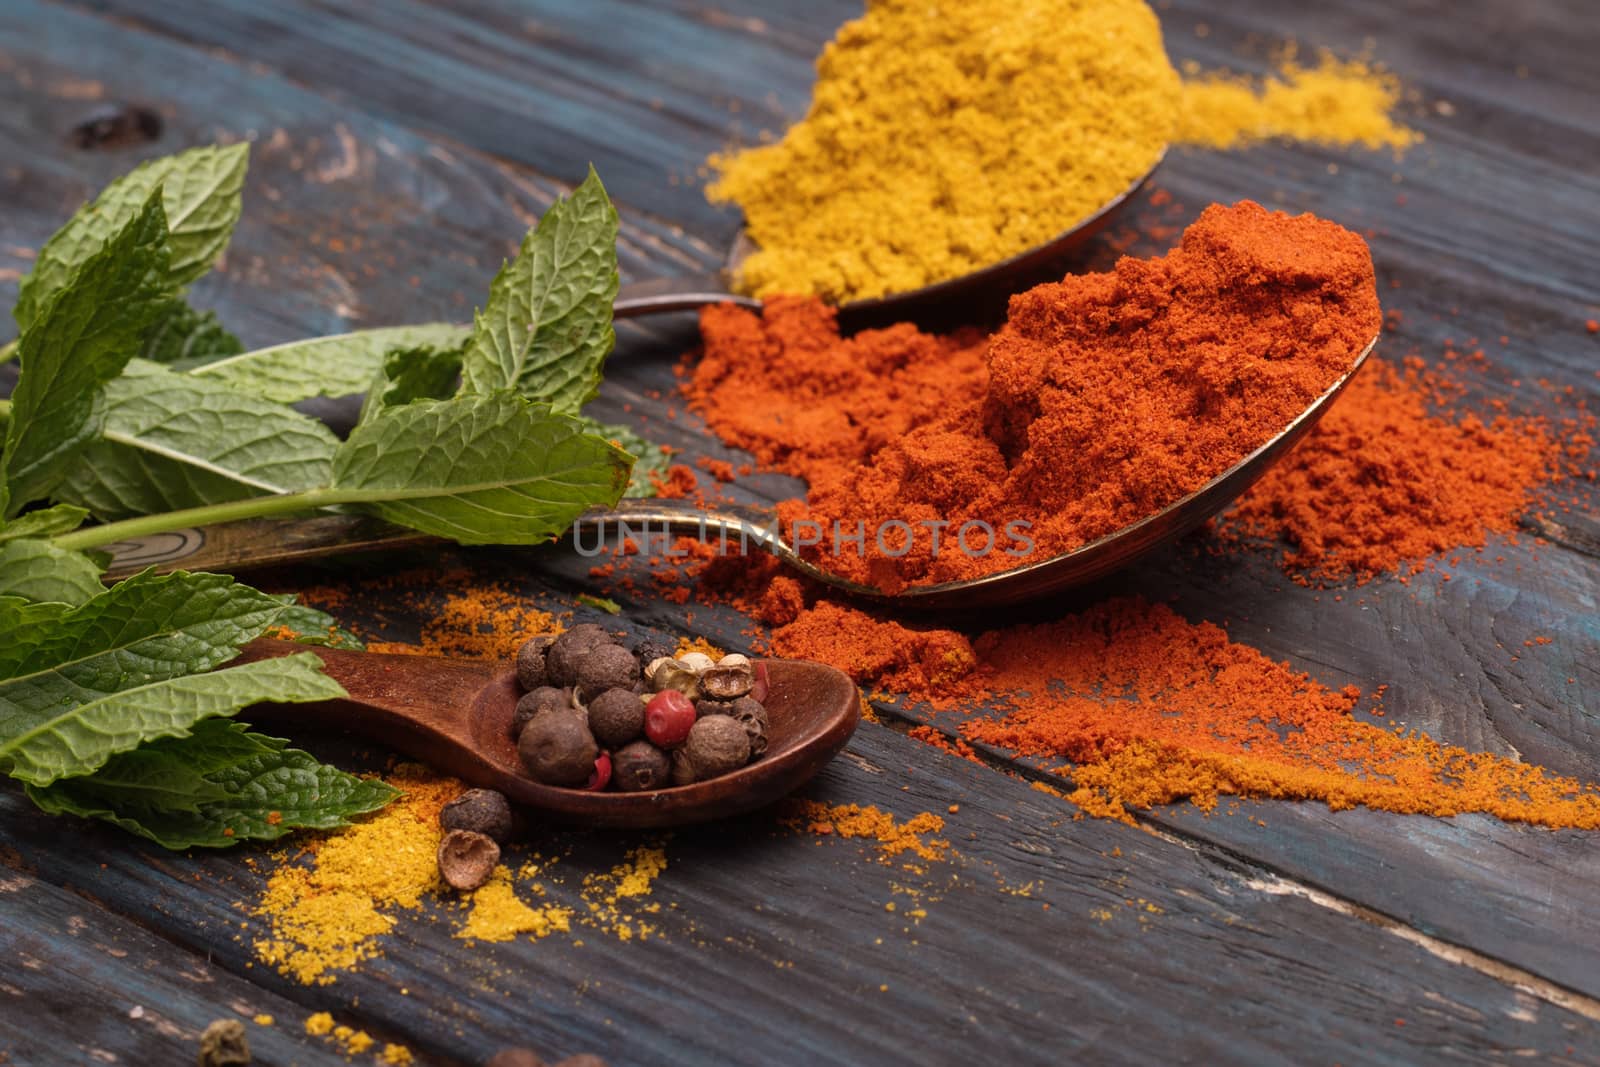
<box><xmin>1</xmin><ymin>651</ymin><xmax>343</xmax><ymax>786</ymax></box>
<box><xmin>26</xmin><ymin>719</ymin><xmax>397</xmax><ymax>849</ymax></box>
<box><xmin>576</xmin><ymin>418</ymin><xmax>671</xmax><ymax>498</ymax></box>
<box><xmin>14</xmin><ymin>144</ymin><xmax>248</xmax><ymax>331</ymax></box>
<box><xmin>357</xmin><ymin>343</ymin><xmax>464</xmax><ymax>425</ymax></box>
<box><xmin>3</xmin><ymin>200</ymin><xmax>171</xmax><ymax>504</ymax></box>
<box><xmin>1</xmin><ymin>194</ymin><xmax>172</xmax><ymax>516</ymax></box>
<box><xmin>459</xmin><ymin>166</ymin><xmax>619</xmax><ymax>412</ymax></box>
<box><xmin>141</xmin><ymin>301</ymin><xmax>243</xmax><ymax>368</ymax></box>
<box><xmin>269</xmin><ymin>597</ymin><xmax>365</xmax><ymax>651</ymax></box>
<box><xmin>191</xmin><ymin>323</ymin><xmax>470</xmax><ymax>403</ymax></box>
<box><xmin>0</xmin><ymin>540</ymin><xmax>105</xmax><ymax>606</ymax></box>
<box><xmin>576</xmin><ymin>593</ymin><xmax>621</xmax><ymax>615</ymax></box>
<box><xmin>332</xmin><ymin>392</ymin><xmax>631</xmax><ymax>544</ymax></box>
<box><xmin>54</xmin><ymin>361</ymin><xmax>338</xmax><ymax>520</ymax></box>
<box><xmin>0</xmin><ymin>504</ymin><xmax>90</xmax><ymax>543</ymax></box>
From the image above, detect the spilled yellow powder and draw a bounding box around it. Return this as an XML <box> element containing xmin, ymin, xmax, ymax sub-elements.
<box><xmin>674</xmin><ymin>635</ymin><xmax>724</xmax><ymax>660</ymax></box>
<box><xmin>1178</xmin><ymin>50</ymin><xmax>1420</xmax><ymax>150</ymax></box>
<box><xmin>457</xmin><ymin>866</ymin><xmax>574</xmax><ymax>943</ymax></box>
<box><xmin>253</xmin><ymin>766</ymin><xmax>457</xmax><ymax>985</ymax></box>
<box><xmin>366</xmin><ymin>584</ymin><xmax>561</xmax><ymax>660</ymax></box>
<box><xmin>785</xmin><ymin>800</ymin><xmax>950</xmax><ymax>864</ymax></box>
<box><xmin>379</xmin><ymin>1045</ymin><xmax>416</xmax><ymax>1066</ymax></box>
<box><xmin>334</xmin><ymin>1026</ymin><xmax>374</xmax><ymax>1055</ymax></box>
<box><xmin>304</xmin><ymin>1012</ymin><xmax>334</xmax><ymax>1037</ymax></box>
<box><xmin>583</xmin><ymin>845</ymin><xmax>669</xmax><ymax>941</ymax></box>
<box><xmin>251</xmin><ymin>1014</ymin><xmax>273</xmax><ymax>1027</ymax></box>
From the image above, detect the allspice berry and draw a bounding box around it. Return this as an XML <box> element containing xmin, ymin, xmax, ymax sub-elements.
<box><xmin>681</xmin><ymin>715</ymin><xmax>751</xmax><ymax>780</ymax></box>
<box><xmin>588</xmin><ymin>688</ymin><xmax>645</xmax><ymax>749</ymax></box>
<box><xmin>633</xmin><ymin>637</ymin><xmax>675</xmax><ymax>669</ymax></box>
<box><xmin>670</xmin><ymin>747</ymin><xmax>697</xmax><ymax>787</ymax></box>
<box><xmin>720</xmin><ymin>696</ymin><xmax>769</xmax><ymax>758</ymax></box>
<box><xmin>440</xmin><ymin>788</ymin><xmax>514</xmax><ymax>844</ymax></box>
<box><xmin>513</xmin><ymin>686</ymin><xmax>572</xmax><ymax>740</ymax></box>
<box><xmin>438</xmin><ymin>828</ymin><xmax>500</xmax><ymax>890</ymax></box>
<box><xmin>518</xmin><ymin>711</ymin><xmax>599</xmax><ymax>786</ymax></box>
<box><xmin>516</xmin><ymin>636</ymin><xmax>554</xmax><ymax>690</ymax></box>
<box><xmin>486</xmin><ymin>1052</ymin><xmax>546</xmax><ymax>1067</ymax></box>
<box><xmin>438</xmin><ymin>829</ymin><xmax>500</xmax><ymax>891</ymax></box>
<box><xmin>699</xmin><ymin>654</ymin><xmax>754</xmax><ymax>700</ymax></box>
<box><xmin>612</xmin><ymin>741</ymin><xmax>671</xmax><ymax>791</ymax></box>
<box><xmin>545</xmin><ymin>623</ymin><xmax>613</xmax><ymax>687</ymax></box>
<box><xmin>576</xmin><ymin>643</ymin><xmax>640</xmax><ymax>702</ymax></box>
<box><xmin>197</xmin><ymin>1019</ymin><xmax>250</xmax><ymax>1067</ymax></box>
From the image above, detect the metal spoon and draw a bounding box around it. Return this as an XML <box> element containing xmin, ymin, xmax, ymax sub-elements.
<box><xmin>232</xmin><ymin>637</ymin><xmax>860</xmax><ymax>828</ymax></box>
<box><xmin>102</xmin><ymin>333</ymin><xmax>1376</xmax><ymax>609</ymax></box>
<box><xmin>610</xmin><ymin>150</ymin><xmax>1166</xmax><ymax>322</ymax></box>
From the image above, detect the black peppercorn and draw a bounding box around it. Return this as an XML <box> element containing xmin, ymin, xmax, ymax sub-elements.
<box><xmin>633</xmin><ymin>637</ymin><xmax>675</xmax><ymax>669</ymax></box>
<box><xmin>440</xmin><ymin>788</ymin><xmax>514</xmax><ymax>844</ymax></box>
<box><xmin>516</xmin><ymin>636</ymin><xmax>554</xmax><ymax>691</ymax></box>
<box><xmin>198</xmin><ymin>1019</ymin><xmax>251</xmax><ymax>1067</ymax></box>
<box><xmin>518</xmin><ymin>712</ymin><xmax>599</xmax><ymax>787</ymax></box>
<box><xmin>588</xmin><ymin>688</ymin><xmax>646</xmax><ymax>749</ymax></box>
<box><xmin>710</xmin><ymin>696</ymin><xmax>769</xmax><ymax>758</ymax></box>
<box><xmin>438</xmin><ymin>828</ymin><xmax>499</xmax><ymax>891</ymax></box>
<box><xmin>513</xmin><ymin>686</ymin><xmax>572</xmax><ymax>740</ymax></box>
<box><xmin>680</xmin><ymin>715</ymin><xmax>751</xmax><ymax>780</ymax></box>
<box><xmin>612</xmin><ymin>740</ymin><xmax>671</xmax><ymax>791</ymax></box>
<box><xmin>545</xmin><ymin>623</ymin><xmax>613</xmax><ymax>687</ymax></box>
<box><xmin>575</xmin><ymin>643</ymin><xmax>640</xmax><ymax>702</ymax></box>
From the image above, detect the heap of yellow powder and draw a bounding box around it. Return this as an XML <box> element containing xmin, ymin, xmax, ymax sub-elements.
<box><xmin>708</xmin><ymin>0</ymin><xmax>1419</xmax><ymax>303</ymax></box>
<box><xmin>1177</xmin><ymin>50</ymin><xmax>1421</xmax><ymax>150</ymax></box>
<box><xmin>254</xmin><ymin>766</ymin><xmax>456</xmax><ymax>985</ymax></box>
<box><xmin>457</xmin><ymin>864</ymin><xmax>574</xmax><ymax>944</ymax></box>
<box><xmin>708</xmin><ymin>0</ymin><xmax>1179</xmax><ymax>302</ymax></box>
<box><xmin>784</xmin><ymin>800</ymin><xmax>950</xmax><ymax>864</ymax></box>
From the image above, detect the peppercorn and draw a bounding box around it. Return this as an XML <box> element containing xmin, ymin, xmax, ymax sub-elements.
<box><xmin>545</xmin><ymin>623</ymin><xmax>613</xmax><ymax>687</ymax></box>
<box><xmin>485</xmin><ymin>1052</ymin><xmax>546</xmax><ymax>1067</ymax></box>
<box><xmin>670</xmin><ymin>747</ymin><xmax>697</xmax><ymax>787</ymax></box>
<box><xmin>680</xmin><ymin>715</ymin><xmax>751</xmax><ymax>780</ymax></box>
<box><xmin>612</xmin><ymin>740</ymin><xmax>672</xmax><ymax>791</ymax></box>
<box><xmin>438</xmin><ymin>829</ymin><xmax>500</xmax><ymax>891</ymax></box>
<box><xmin>586</xmin><ymin>751</ymin><xmax>612</xmax><ymax>791</ymax></box>
<box><xmin>576</xmin><ymin>643</ymin><xmax>640</xmax><ymax>702</ymax></box>
<box><xmin>515</xmin><ymin>636</ymin><xmax>554</xmax><ymax>691</ymax></box>
<box><xmin>633</xmin><ymin>637</ymin><xmax>675</xmax><ymax>669</ymax></box>
<box><xmin>513</xmin><ymin>686</ymin><xmax>572</xmax><ymax>740</ymax></box>
<box><xmin>440</xmin><ymin>788</ymin><xmax>514</xmax><ymax>844</ymax></box>
<box><xmin>198</xmin><ymin>1019</ymin><xmax>250</xmax><ymax>1067</ymax></box>
<box><xmin>699</xmin><ymin>654</ymin><xmax>754</xmax><ymax>700</ymax></box>
<box><xmin>518</xmin><ymin>712</ymin><xmax>599</xmax><ymax>786</ymax></box>
<box><xmin>588</xmin><ymin>688</ymin><xmax>646</xmax><ymax>749</ymax></box>
<box><xmin>717</xmin><ymin>695</ymin><xmax>769</xmax><ymax>758</ymax></box>
<box><xmin>644</xmin><ymin>690</ymin><xmax>696</xmax><ymax>749</ymax></box>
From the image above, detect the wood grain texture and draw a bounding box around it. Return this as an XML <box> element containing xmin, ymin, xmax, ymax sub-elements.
<box><xmin>1</xmin><ymin>0</ymin><xmax>1598</xmax><ymax>1062</ymax></box>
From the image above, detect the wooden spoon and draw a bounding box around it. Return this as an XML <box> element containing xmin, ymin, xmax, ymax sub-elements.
<box><xmin>234</xmin><ymin>638</ymin><xmax>861</xmax><ymax>829</ymax></box>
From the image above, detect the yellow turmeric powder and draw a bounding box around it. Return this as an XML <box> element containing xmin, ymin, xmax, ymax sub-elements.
<box><xmin>457</xmin><ymin>866</ymin><xmax>573</xmax><ymax>943</ymax></box>
<box><xmin>1177</xmin><ymin>50</ymin><xmax>1421</xmax><ymax>151</ymax></box>
<box><xmin>783</xmin><ymin>800</ymin><xmax>951</xmax><ymax>864</ymax></box>
<box><xmin>708</xmin><ymin>0</ymin><xmax>1179</xmax><ymax>302</ymax></box>
<box><xmin>707</xmin><ymin>1</ymin><xmax>1418</xmax><ymax>303</ymax></box>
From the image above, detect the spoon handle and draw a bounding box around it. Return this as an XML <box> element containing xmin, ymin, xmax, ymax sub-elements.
<box><xmin>614</xmin><ymin>273</ymin><xmax>759</xmax><ymax>317</ymax></box>
<box><xmin>100</xmin><ymin>498</ymin><xmax>792</xmax><ymax>579</ymax></box>
<box><xmin>232</xmin><ymin>637</ymin><xmax>513</xmax><ymax>783</ymax></box>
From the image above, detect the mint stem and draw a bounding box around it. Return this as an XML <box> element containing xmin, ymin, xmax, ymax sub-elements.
<box><xmin>54</xmin><ymin>488</ymin><xmax>342</xmax><ymax>552</ymax></box>
<box><xmin>0</xmin><ymin>339</ymin><xmax>16</xmax><ymax>365</ymax></box>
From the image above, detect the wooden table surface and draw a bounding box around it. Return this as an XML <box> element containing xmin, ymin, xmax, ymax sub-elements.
<box><xmin>3</xmin><ymin>1</ymin><xmax>1598</xmax><ymax>1064</ymax></box>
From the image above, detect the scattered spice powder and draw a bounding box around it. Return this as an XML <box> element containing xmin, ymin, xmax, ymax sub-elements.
<box><xmin>582</xmin><ymin>845</ymin><xmax>669</xmax><ymax>942</ymax></box>
<box><xmin>687</xmin><ymin>201</ymin><xmax>1380</xmax><ymax>590</ymax></box>
<box><xmin>457</xmin><ymin>865</ymin><xmax>573</xmax><ymax>944</ymax></box>
<box><xmin>1220</xmin><ymin>354</ymin><xmax>1594</xmax><ymax>584</ymax></box>
<box><xmin>763</xmin><ymin>596</ymin><xmax>1600</xmax><ymax>829</ymax></box>
<box><xmin>1177</xmin><ymin>50</ymin><xmax>1421</xmax><ymax>151</ymax></box>
<box><xmin>254</xmin><ymin>765</ymin><xmax>455</xmax><ymax>985</ymax></box>
<box><xmin>784</xmin><ymin>800</ymin><xmax>950</xmax><ymax>863</ymax></box>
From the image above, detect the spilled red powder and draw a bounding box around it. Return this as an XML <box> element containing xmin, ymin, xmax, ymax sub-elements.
<box><xmin>687</xmin><ymin>201</ymin><xmax>1380</xmax><ymax>591</ymax></box>
<box><xmin>763</xmin><ymin>596</ymin><xmax>1600</xmax><ymax>829</ymax></box>
<box><xmin>1219</xmin><ymin>355</ymin><xmax>1593</xmax><ymax>584</ymax></box>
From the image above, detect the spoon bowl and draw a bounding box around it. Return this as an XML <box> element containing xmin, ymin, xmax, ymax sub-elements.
<box><xmin>233</xmin><ymin>638</ymin><xmax>861</xmax><ymax>828</ymax></box>
<box><xmin>611</xmin><ymin>149</ymin><xmax>1167</xmax><ymax>324</ymax></box>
